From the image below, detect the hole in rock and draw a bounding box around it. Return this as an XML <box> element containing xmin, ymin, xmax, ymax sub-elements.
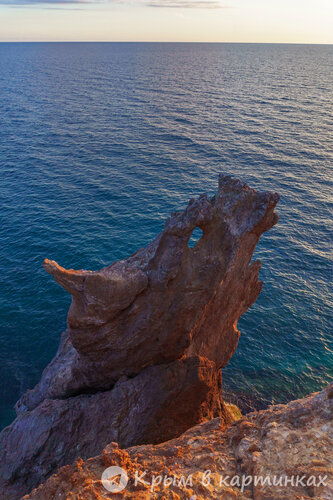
<box><xmin>188</xmin><ymin>227</ymin><xmax>203</xmax><ymax>248</ymax></box>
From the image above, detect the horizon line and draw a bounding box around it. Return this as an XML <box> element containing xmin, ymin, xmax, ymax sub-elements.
<box><xmin>1</xmin><ymin>41</ymin><xmax>332</xmax><ymax>45</ymax></box>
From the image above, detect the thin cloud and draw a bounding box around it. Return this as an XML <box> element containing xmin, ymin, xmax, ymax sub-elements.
<box><xmin>0</xmin><ymin>0</ymin><xmax>91</xmax><ymax>3</ymax></box>
<box><xmin>1</xmin><ymin>0</ymin><xmax>228</xmax><ymax>7</ymax></box>
<box><xmin>147</xmin><ymin>0</ymin><xmax>226</xmax><ymax>7</ymax></box>
<box><xmin>0</xmin><ymin>0</ymin><xmax>97</xmax><ymax>4</ymax></box>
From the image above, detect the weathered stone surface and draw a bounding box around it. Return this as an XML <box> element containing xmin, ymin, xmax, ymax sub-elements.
<box><xmin>17</xmin><ymin>175</ymin><xmax>279</xmax><ymax>410</ymax></box>
<box><xmin>0</xmin><ymin>175</ymin><xmax>280</xmax><ymax>498</ymax></box>
<box><xmin>24</xmin><ymin>383</ymin><xmax>333</xmax><ymax>500</ymax></box>
<box><xmin>0</xmin><ymin>357</ymin><xmax>227</xmax><ymax>500</ymax></box>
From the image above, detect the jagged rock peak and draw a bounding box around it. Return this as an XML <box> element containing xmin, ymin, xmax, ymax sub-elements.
<box><xmin>0</xmin><ymin>175</ymin><xmax>280</xmax><ymax>499</ymax></box>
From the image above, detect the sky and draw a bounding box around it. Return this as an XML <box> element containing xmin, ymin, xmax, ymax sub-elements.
<box><xmin>0</xmin><ymin>0</ymin><xmax>332</xmax><ymax>43</ymax></box>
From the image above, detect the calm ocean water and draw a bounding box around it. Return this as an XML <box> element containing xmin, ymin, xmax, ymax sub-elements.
<box><xmin>0</xmin><ymin>42</ymin><xmax>332</xmax><ymax>429</ymax></box>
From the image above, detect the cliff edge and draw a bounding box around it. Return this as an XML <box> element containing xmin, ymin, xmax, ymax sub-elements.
<box><xmin>25</xmin><ymin>383</ymin><xmax>333</xmax><ymax>499</ymax></box>
<box><xmin>0</xmin><ymin>175</ymin><xmax>280</xmax><ymax>498</ymax></box>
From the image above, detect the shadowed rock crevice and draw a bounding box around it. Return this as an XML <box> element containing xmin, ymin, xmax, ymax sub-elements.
<box><xmin>0</xmin><ymin>175</ymin><xmax>280</xmax><ymax>499</ymax></box>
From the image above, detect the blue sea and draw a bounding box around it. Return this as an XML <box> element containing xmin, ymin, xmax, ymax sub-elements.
<box><xmin>0</xmin><ymin>42</ymin><xmax>332</xmax><ymax>429</ymax></box>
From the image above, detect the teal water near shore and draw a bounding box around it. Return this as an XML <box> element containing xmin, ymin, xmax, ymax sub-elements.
<box><xmin>0</xmin><ymin>42</ymin><xmax>332</xmax><ymax>429</ymax></box>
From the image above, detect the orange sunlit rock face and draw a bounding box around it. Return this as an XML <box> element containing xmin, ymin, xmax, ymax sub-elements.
<box><xmin>0</xmin><ymin>175</ymin><xmax>280</xmax><ymax>498</ymax></box>
<box><xmin>25</xmin><ymin>384</ymin><xmax>333</xmax><ymax>500</ymax></box>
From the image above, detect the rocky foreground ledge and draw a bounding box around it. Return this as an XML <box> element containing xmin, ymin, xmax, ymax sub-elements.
<box><xmin>0</xmin><ymin>175</ymin><xmax>281</xmax><ymax>498</ymax></box>
<box><xmin>24</xmin><ymin>383</ymin><xmax>333</xmax><ymax>499</ymax></box>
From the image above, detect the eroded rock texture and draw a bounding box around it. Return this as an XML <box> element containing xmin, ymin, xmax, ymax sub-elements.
<box><xmin>24</xmin><ymin>384</ymin><xmax>333</xmax><ymax>500</ymax></box>
<box><xmin>0</xmin><ymin>175</ymin><xmax>279</xmax><ymax>499</ymax></box>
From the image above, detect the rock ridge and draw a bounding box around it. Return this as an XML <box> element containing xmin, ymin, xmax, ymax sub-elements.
<box><xmin>25</xmin><ymin>383</ymin><xmax>333</xmax><ymax>499</ymax></box>
<box><xmin>0</xmin><ymin>175</ymin><xmax>280</xmax><ymax>499</ymax></box>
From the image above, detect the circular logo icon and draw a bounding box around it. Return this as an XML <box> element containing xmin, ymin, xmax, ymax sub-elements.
<box><xmin>102</xmin><ymin>466</ymin><xmax>129</xmax><ymax>493</ymax></box>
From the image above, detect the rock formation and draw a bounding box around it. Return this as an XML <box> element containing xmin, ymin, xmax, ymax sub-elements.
<box><xmin>0</xmin><ymin>175</ymin><xmax>280</xmax><ymax>499</ymax></box>
<box><xmin>23</xmin><ymin>383</ymin><xmax>333</xmax><ymax>499</ymax></box>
